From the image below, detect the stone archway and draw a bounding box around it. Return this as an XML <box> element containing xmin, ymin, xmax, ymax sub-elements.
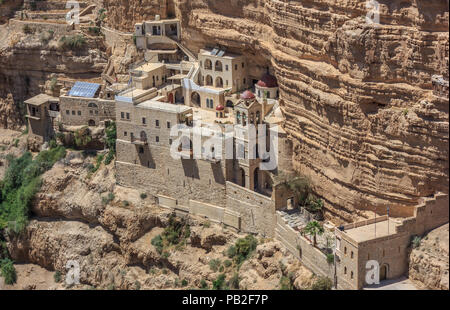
<box><xmin>380</xmin><ymin>264</ymin><xmax>388</xmax><ymax>281</ymax></box>
<box><xmin>88</xmin><ymin>119</ymin><xmax>96</xmax><ymax>126</ymax></box>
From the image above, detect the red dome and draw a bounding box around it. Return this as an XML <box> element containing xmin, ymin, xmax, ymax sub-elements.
<box><xmin>240</xmin><ymin>90</ymin><xmax>255</xmax><ymax>100</ymax></box>
<box><xmin>257</xmin><ymin>73</ymin><xmax>278</xmax><ymax>88</ymax></box>
<box><xmin>216</xmin><ymin>105</ymin><xmax>224</xmax><ymax>111</ymax></box>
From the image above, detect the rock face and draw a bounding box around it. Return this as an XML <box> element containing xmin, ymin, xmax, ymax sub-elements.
<box><xmin>103</xmin><ymin>0</ymin><xmax>449</xmax><ymax>222</ymax></box>
<box><xmin>5</xmin><ymin>151</ymin><xmax>314</xmax><ymax>290</ymax></box>
<box><xmin>409</xmin><ymin>224</ymin><xmax>449</xmax><ymax>290</ymax></box>
<box><xmin>0</xmin><ymin>93</ymin><xmax>23</xmax><ymax>130</ymax></box>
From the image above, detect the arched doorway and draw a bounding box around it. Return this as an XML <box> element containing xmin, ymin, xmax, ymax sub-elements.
<box><xmin>238</xmin><ymin>168</ymin><xmax>246</xmax><ymax>188</ymax></box>
<box><xmin>168</xmin><ymin>93</ymin><xmax>174</xmax><ymax>104</ymax></box>
<box><xmin>204</xmin><ymin>59</ymin><xmax>212</xmax><ymax>70</ymax></box>
<box><xmin>226</xmin><ymin>100</ymin><xmax>234</xmax><ymax>108</ymax></box>
<box><xmin>380</xmin><ymin>264</ymin><xmax>388</xmax><ymax>281</ymax></box>
<box><xmin>191</xmin><ymin>92</ymin><xmax>201</xmax><ymax>107</ymax></box>
<box><xmin>88</xmin><ymin>119</ymin><xmax>96</xmax><ymax>126</ymax></box>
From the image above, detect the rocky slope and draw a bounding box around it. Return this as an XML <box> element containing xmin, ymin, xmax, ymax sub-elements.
<box><xmin>409</xmin><ymin>223</ymin><xmax>449</xmax><ymax>290</ymax></box>
<box><xmin>104</xmin><ymin>0</ymin><xmax>449</xmax><ymax>222</ymax></box>
<box><xmin>3</xmin><ymin>151</ymin><xmax>316</xmax><ymax>290</ymax></box>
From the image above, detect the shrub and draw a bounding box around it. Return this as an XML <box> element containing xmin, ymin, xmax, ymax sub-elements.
<box><xmin>310</xmin><ymin>276</ymin><xmax>332</xmax><ymax>290</ymax></box>
<box><xmin>228</xmin><ymin>272</ymin><xmax>240</xmax><ymax>289</ymax></box>
<box><xmin>326</xmin><ymin>253</ymin><xmax>334</xmax><ymax>264</ymax></box>
<box><xmin>140</xmin><ymin>193</ymin><xmax>147</xmax><ymax>200</ymax></box>
<box><xmin>122</xmin><ymin>200</ymin><xmax>129</xmax><ymax>207</ymax></box>
<box><xmin>101</xmin><ymin>192</ymin><xmax>115</xmax><ymax>205</ymax></box>
<box><xmin>151</xmin><ymin>235</ymin><xmax>163</xmax><ymax>254</ymax></box>
<box><xmin>54</xmin><ymin>270</ymin><xmax>62</xmax><ymax>283</ymax></box>
<box><xmin>88</xmin><ymin>26</ymin><xmax>101</xmax><ymax>36</ymax></box>
<box><xmin>279</xmin><ymin>275</ymin><xmax>294</xmax><ymax>290</ymax></box>
<box><xmin>212</xmin><ymin>274</ymin><xmax>226</xmax><ymax>290</ymax></box>
<box><xmin>209</xmin><ymin>259</ymin><xmax>221</xmax><ymax>272</ymax></box>
<box><xmin>200</xmin><ymin>279</ymin><xmax>208</xmax><ymax>289</ymax></box>
<box><xmin>229</xmin><ymin>235</ymin><xmax>258</xmax><ymax>265</ymax></box>
<box><xmin>181</xmin><ymin>279</ymin><xmax>188</xmax><ymax>287</ymax></box>
<box><xmin>0</xmin><ymin>258</ymin><xmax>17</xmax><ymax>285</ymax></box>
<box><xmin>59</xmin><ymin>35</ymin><xmax>86</xmax><ymax>50</ymax></box>
<box><xmin>135</xmin><ymin>280</ymin><xmax>141</xmax><ymax>290</ymax></box>
<box><xmin>223</xmin><ymin>260</ymin><xmax>232</xmax><ymax>268</ymax></box>
<box><xmin>411</xmin><ymin>235</ymin><xmax>422</xmax><ymax>248</ymax></box>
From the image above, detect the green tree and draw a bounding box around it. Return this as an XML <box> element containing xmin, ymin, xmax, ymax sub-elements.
<box><xmin>0</xmin><ymin>258</ymin><xmax>17</xmax><ymax>285</ymax></box>
<box><xmin>304</xmin><ymin>221</ymin><xmax>324</xmax><ymax>247</ymax></box>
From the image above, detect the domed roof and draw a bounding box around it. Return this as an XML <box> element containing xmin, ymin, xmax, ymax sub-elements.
<box><xmin>240</xmin><ymin>90</ymin><xmax>255</xmax><ymax>100</ymax></box>
<box><xmin>216</xmin><ymin>104</ymin><xmax>224</xmax><ymax>111</ymax></box>
<box><xmin>257</xmin><ymin>73</ymin><xmax>278</xmax><ymax>88</ymax></box>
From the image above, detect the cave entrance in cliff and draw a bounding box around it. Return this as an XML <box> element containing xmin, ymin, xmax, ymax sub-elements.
<box><xmin>191</xmin><ymin>92</ymin><xmax>201</xmax><ymax>107</ymax></box>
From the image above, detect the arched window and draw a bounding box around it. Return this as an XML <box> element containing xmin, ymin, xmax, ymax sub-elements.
<box><xmin>250</xmin><ymin>112</ymin><xmax>254</xmax><ymax>124</ymax></box>
<box><xmin>205</xmin><ymin>75</ymin><xmax>213</xmax><ymax>86</ymax></box>
<box><xmin>204</xmin><ymin>59</ymin><xmax>212</xmax><ymax>70</ymax></box>
<box><xmin>88</xmin><ymin>102</ymin><xmax>98</xmax><ymax>108</ymax></box>
<box><xmin>215</xmin><ymin>77</ymin><xmax>224</xmax><ymax>88</ymax></box>
<box><xmin>215</xmin><ymin>60</ymin><xmax>223</xmax><ymax>72</ymax></box>
<box><xmin>206</xmin><ymin>98</ymin><xmax>210</xmax><ymax>108</ymax></box>
<box><xmin>242</xmin><ymin>113</ymin><xmax>247</xmax><ymax>126</ymax></box>
<box><xmin>256</xmin><ymin>111</ymin><xmax>261</xmax><ymax>123</ymax></box>
<box><xmin>236</xmin><ymin>111</ymin><xmax>241</xmax><ymax>124</ymax></box>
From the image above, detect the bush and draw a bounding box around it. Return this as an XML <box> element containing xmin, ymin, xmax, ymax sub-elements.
<box><xmin>280</xmin><ymin>275</ymin><xmax>294</xmax><ymax>290</ymax></box>
<box><xmin>310</xmin><ymin>277</ymin><xmax>332</xmax><ymax>290</ymax></box>
<box><xmin>181</xmin><ymin>279</ymin><xmax>188</xmax><ymax>287</ymax></box>
<box><xmin>74</xmin><ymin>126</ymin><xmax>92</xmax><ymax>148</ymax></box>
<box><xmin>223</xmin><ymin>260</ymin><xmax>232</xmax><ymax>268</ymax></box>
<box><xmin>326</xmin><ymin>253</ymin><xmax>334</xmax><ymax>264</ymax></box>
<box><xmin>101</xmin><ymin>192</ymin><xmax>115</xmax><ymax>205</ymax></box>
<box><xmin>59</xmin><ymin>35</ymin><xmax>87</xmax><ymax>50</ymax></box>
<box><xmin>228</xmin><ymin>272</ymin><xmax>240</xmax><ymax>289</ymax></box>
<box><xmin>411</xmin><ymin>236</ymin><xmax>422</xmax><ymax>248</ymax></box>
<box><xmin>0</xmin><ymin>258</ymin><xmax>17</xmax><ymax>285</ymax></box>
<box><xmin>140</xmin><ymin>193</ymin><xmax>147</xmax><ymax>200</ymax></box>
<box><xmin>151</xmin><ymin>235</ymin><xmax>163</xmax><ymax>254</ymax></box>
<box><xmin>229</xmin><ymin>235</ymin><xmax>258</xmax><ymax>265</ymax></box>
<box><xmin>212</xmin><ymin>274</ymin><xmax>226</xmax><ymax>290</ymax></box>
<box><xmin>88</xmin><ymin>26</ymin><xmax>101</xmax><ymax>36</ymax></box>
<box><xmin>200</xmin><ymin>279</ymin><xmax>208</xmax><ymax>289</ymax></box>
<box><xmin>209</xmin><ymin>259</ymin><xmax>221</xmax><ymax>272</ymax></box>
<box><xmin>135</xmin><ymin>280</ymin><xmax>141</xmax><ymax>290</ymax></box>
<box><xmin>122</xmin><ymin>200</ymin><xmax>129</xmax><ymax>207</ymax></box>
<box><xmin>23</xmin><ymin>25</ymin><xmax>34</xmax><ymax>34</ymax></box>
<box><xmin>54</xmin><ymin>270</ymin><xmax>62</xmax><ymax>283</ymax></box>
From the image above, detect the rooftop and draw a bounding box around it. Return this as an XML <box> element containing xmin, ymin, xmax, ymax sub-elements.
<box><xmin>137</xmin><ymin>101</ymin><xmax>192</xmax><ymax>114</ymax></box>
<box><xmin>133</xmin><ymin>62</ymin><xmax>165</xmax><ymax>73</ymax></box>
<box><xmin>67</xmin><ymin>81</ymin><xmax>101</xmax><ymax>98</ymax></box>
<box><xmin>24</xmin><ymin>93</ymin><xmax>58</xmax><ymax>106</ymax></box>
<box><xmin>342</xmin><ymin>219</ymin><xmax>400</xmax><ymax>243</ymax></box>
<box><xmin>200</xmin><ymin>48</ymin><xmax>242</xmax><ymax>60</ymax></box>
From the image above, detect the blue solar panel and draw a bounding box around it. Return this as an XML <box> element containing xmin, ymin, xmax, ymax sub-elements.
<box><xmin>210</xmin><ymin>48</ymin><xmax>219</xmax><ymax>56</ymax></box>
<box><xmin>68</xmin><ymin>82</ymin><xmax>101</xmax><ymax>98</ymax></box>
<box><xmin>217</xmin><ymin>50</ymin><xmax>226</xmax><ymax>57</ymax></box>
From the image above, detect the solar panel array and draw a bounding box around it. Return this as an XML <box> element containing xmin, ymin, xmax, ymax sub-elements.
<box><xmin>68</xmin><ymin>82</ymin><xmax>101</xmax><ymax>98</ymax></box>
<box><xmin>217</xmin><ymin>50</ymin><xmax>226</xmax><ymax>57</ymax></box>
<box><xmin>210</xmin><ymin>48</ymin><xmax>219</xmax><ymax>56</ymax></box>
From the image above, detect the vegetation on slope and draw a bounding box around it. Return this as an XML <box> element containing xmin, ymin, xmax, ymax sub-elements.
<box><xmin>0</xmin><ymin>145</ymin><xmax>66</xmax><ymax>232</ymax></box>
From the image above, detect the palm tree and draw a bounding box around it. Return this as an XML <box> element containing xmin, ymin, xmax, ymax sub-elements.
<box><xmin>304</xmin><ymin>221</ymin><xmax>324</xmax><ymax>247</ymax></box>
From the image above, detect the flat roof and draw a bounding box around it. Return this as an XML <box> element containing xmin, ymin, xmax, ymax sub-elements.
<box><xmin>24</xmin><ymin>93</ymin><xmax>58</xmax><ymax>106</ymax></box>
<box><xmin>137</xmin><ymin>101</ymin><xmax>192</xmax><ymax>114</ymax></box>
<box><xmin>144</xmin><ymin>19</ymin><xmax>179</xmax><ymax>25</ymax></box>
<box><xmin>134</xmin><ymin>62</ymin><xmax>165</xmax><ymax>73</ymax></box>
<box><xmin>343</xmin><ymin>219</ymin><xmax>400</xmax><ymax>243</ymax></box>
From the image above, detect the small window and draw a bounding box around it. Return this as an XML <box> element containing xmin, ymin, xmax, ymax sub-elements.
<box><xmin>169</xmin><ymin>139</ymin><xmax>172</xmax><ymax>145</ymax></box>
<box><xmin>235</xmin><ymin>64</ymin><xmax>238</xmax><ymax>70</ymax></box>
<box><xmin>243</xmin><ymin>78</ymin><xmax>246</xmax><ymax>84</ymax></box>
<box><xmin>155</xmin><ymin>120</ymin><xmax>159</xmax><ymax>127</ymax></box>
<box><xmin>77</xmin><ymin>111</ymin><xmax>81</xmax><ymax>116</ymax></box>
<box><xmin>344</xmin><ymin>247</ymin><xmax>347</xmax><ymax>255</ymax></box>
<box><xmin>124</xmin><ymin>131</ymin><xmax>127</xmax><ymax>136</ymax></box>
<box><xmin>167</xmin><ymin>121</ymin><xmax>171</xmax><ymax>128</ymax></box>
<box><xmin>351</xmin><ymin>251</ymin><xmax>354</xmax><ymax>259</ymax></box>
<box><xmin>225</xmin><ymin>65</ymin><xmax>229</xmax><ymax>71</ymax></box>
<box><xmin>95</xmin><ymin>110</ymin><xmax>98</xmax><ymax>115</ymax></box>
<box><xmin>242</xmin><ymin>62</ymin><xmax>244</xmax><ymax>68</ymax></box>
<box><xmin>139</xmin><ymin>146</ymin><xmax>144</xmax><ymax>154</ymax></box>
<box><xmin>126</xmin><ymin>113</ymin><xmax>130</xmax><ymax>120</ymax></box>
<box><xmin>121</xmin><ymin>112</ymin><xmax>125</xmax><ymax>119</ymax></box>
<box><xmin>72</xmin><ymin>110</ymin><xmax>75</xmax><ymax>115</ymax></box>
<box><xmin>344</xmin><ymin>267</ymin><xmax>347</xmax><ymax>275</ymax></box>
<box><xmin>156</xmin><ymin>136</ymin><xmax>159</xmax><ymax>142</ymax></box>
<box><xmin>142</xmin><ymin>117</ymin><xmax>146</xmax><ymax>125</ymax></box>
<box><xmin>66</xmin><ymin>110</ymin><xmax>70</xmax><ymax>115</ymax></box>
<box><xmin>351</xmin><ymin>271</ymin><xmax>354</xmax><ymax>279</ymax></box>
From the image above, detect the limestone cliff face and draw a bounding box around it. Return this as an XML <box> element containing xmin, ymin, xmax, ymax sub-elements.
<box><xmin>106</xmin><ymin>0</ymin><xmax>449</xmax><ymax>222</ymax></box>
